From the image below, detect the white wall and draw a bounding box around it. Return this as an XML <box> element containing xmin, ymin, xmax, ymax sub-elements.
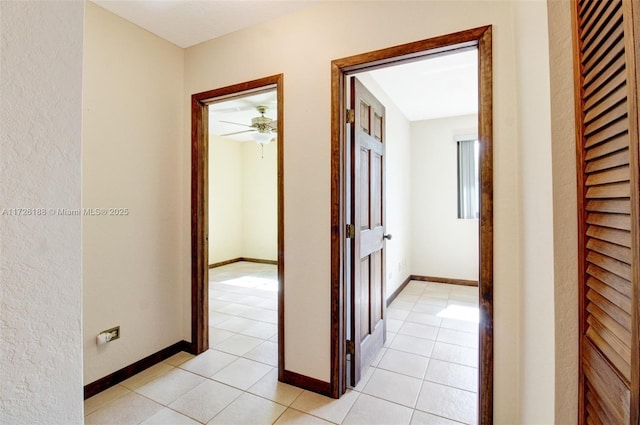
<box><xmin>356</xmin><ymin>73</ymin><xmax>412</xmax><ymax>299</ymax></box>
<box><xmin>514</xmin><ymin>1</ymin><xmax>556</xmax><ymax>423</ymax></box>
<box><xmin>209</xmin><ymin>135</ymin><xmax>243</xmax><ymax>263</ymax></box>
<box><xmin>410</xmin><ymin>115</ymin><xmax>479</xmax><ymax>281</ymax></box>
<box><xmin>0</xmin><ymin>1</ymin><xmax>84</xmax><ymax>423</ymax></box>
<box><xmin>208</xmin><ymin>136</ymin><xmax>277</xmax><ymax>264</ymax></box>
<box><xmin>184</xmin><ymin>1</ymin><xmax>556</xmax><ymax>422</ymax></box>
<box><xmin>241</xmin><ymin>142</ymin><xmax>278</xmax><ymax>260</ymax></box>
<box><xmin>83</xmin><ymin>2</ymin><xmax>185</xmax><ymax>384</ymax></box>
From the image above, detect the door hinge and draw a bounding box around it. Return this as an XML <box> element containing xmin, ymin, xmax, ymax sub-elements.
<box><xmin>346</xmin><ymin>224</ymin><xmax>355</xmax><ymax>239</ymax></box>
<box><xmin>346</xmin><ymin>109</ymin><xmax>355</xmax><ymax>124</ymax></box>
<box><xmin>346</xmin><ymin>340</ymin><xmax>355</xmax><ymax>355</ymax></box>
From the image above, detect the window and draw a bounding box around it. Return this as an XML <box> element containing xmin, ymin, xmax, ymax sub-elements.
<box><xmin>457</xmin><ymin>138</ymin><xmax>479</xmax><ymax>219</ymax></box>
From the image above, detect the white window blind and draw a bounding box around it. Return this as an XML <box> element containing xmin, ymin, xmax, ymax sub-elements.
<box><xmin>457</xmin><ymin>139</ymin><xmax>479</xmax><ymax>219</ymax></box>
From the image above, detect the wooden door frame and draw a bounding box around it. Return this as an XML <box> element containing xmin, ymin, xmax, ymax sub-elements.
<box><xmin>191</xmin><ymin>74</ymin><xmax>285</xmax><ymax>378</ymax></box>
<box><xmin>330</xmin><ymin>26</ymin><xmax>493</xmax><ymax>423</ymax></box>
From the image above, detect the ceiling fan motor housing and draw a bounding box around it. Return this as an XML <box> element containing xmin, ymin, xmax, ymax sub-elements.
<box><xmin>252</xmin><ymin>106</ymin><xmax>274</xmax><ymax>133</ymax></box>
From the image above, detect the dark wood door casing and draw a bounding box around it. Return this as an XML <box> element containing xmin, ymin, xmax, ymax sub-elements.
<box><xmin>190</xmin><ymin>75</ymin><xmax>285</xmax><ymax>376</ymax></box>
<box><xmin>331</xmin><ymin>26</ymin><xmax>493</xmax><ymax>425</ymax></box>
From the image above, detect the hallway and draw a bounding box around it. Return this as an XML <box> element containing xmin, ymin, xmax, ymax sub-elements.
<box><xmin>84</xmin><ymin>273</ymin><xmax>478</xmax><ymax>424</ymax></box>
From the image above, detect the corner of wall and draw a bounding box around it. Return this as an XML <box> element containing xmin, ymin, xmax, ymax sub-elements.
<box><xmin>513</xmin><ymin>0</ymin><xmax>557</xmax><ymax>422</ymax></box>
<box><xmin>547</xmin><ymin>0</ymin><xmax>579</xmax><ymax>423</ymax></box>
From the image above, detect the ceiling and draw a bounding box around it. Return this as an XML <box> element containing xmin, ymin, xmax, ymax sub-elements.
<box><xmin>366</xmin><ymin>49</ymin><xmax>478</xmax><ymax>121</ymax></box>
<box><xmin>91</xmin><ymin>0</ymin><xmax>319</xmax><ymax>48</ymax></box>
<box><xmin>94</xmin><ymin>2</ymin><xmax>476</xmax><ymax>124</ymax></box>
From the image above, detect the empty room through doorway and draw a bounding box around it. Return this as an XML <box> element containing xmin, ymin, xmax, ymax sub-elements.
<box><xmin>207</xmin><ymin>88</ymin><xmax>280</xmax><ymax>384</ymax></box>
<box><xmin>345</xmin><ymin>47</ymin><xmax>481</xmax><ymax>424</ymax></box>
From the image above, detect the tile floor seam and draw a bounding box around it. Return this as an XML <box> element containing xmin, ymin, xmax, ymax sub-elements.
<box><xmin>372</xmin><ymin>365</ymin><xmax>426</xmax><ymax>381</ymax></box>
<box><xmin>131</xmin><ymin>378</ymin><xmax>215</xmax><ymax>411</ymax></box>
<box><xmin>422</xmin><ymin>375</ymin><xmax>478</xmax><ymax>394</ymax></box>
<box><xmin>242</xmin><ymin>389</ymin><xmax>292</xmax><ymax>409</ymax></box>
<box><xmin>350</xmin><ymin>388</ymin><xmax>422</xmax><ymax>416</ymax></box>
<box><xmin>269</xmin><ymin>407</ymin><xmax>288</xmax><ymax>425</ymax></box>
<box><xmin>415</xmin><ymin>410</ymin><xmax>467</xmax><ymax>425</ymax></box>
<box><xmin>127</xmin><ymin>388</ymin><xmax>182</xmax><ymax>410</ymax></box>
<box><xmin>413</xmin><ymin>367</ymin><xmax>427</xmax><ymax>411</ymax></box>
<box><xmin>337</xmin><ymin>390</ymin><xmax>362</xmax><ymax>425</ymax></box>
<box><xmin>165</xmin><ymin>402</ymin><xmax>210</xmax><ymax>424</ymax></box>
<box><xmin>285</xmin><ymin>390</ymin><xmax>305</xmax><ymax>408</ymax></box>
<box><xmin>284</xmin><ymin>404</ymin><xmax>338</xmax><ymax>425</ymax></box>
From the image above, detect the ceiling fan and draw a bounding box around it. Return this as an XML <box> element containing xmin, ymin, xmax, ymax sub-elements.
<box><xmin>219</xmin><ymin>105</ymin><xmax>277</xmax><ymax>145</ymax></box>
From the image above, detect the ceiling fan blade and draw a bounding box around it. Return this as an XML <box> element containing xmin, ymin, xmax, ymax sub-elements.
<box><xmin>220</xmin><ymin>129</ymin><xmax>256</xmax><ymax>136</ymax></box>
<box><xmin>218</xmin><ymin>120</ymin><xmax>254</xmax><ymax>128</ymax></box>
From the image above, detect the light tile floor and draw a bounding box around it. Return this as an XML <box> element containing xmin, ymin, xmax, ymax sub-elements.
<box><xmin>85</xmin><ymin>263</ymin><xmax>479</xmax><ymax>424</ymax></box>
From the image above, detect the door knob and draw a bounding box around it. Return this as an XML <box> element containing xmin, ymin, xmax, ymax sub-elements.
<box><xmin>383</xmin><ymin>234</ymin><xmax>392</xmax><ymax>240</ymax></box>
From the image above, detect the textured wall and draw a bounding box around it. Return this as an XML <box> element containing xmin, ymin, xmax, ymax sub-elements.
<box><xmin>548</xmin><ymin>0</ymin><xmax>579</xmax><ymax>423</ymax></box>
<box><xmin>0</xmin><ymin>1</ymin><xmax>84</xmax><ymax>423</ymax></box>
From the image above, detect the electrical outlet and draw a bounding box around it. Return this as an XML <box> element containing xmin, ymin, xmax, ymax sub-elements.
<box><xmin>102</xmin><ymin>326</ymin><xmax>120</xmax><ymax>342</ymax></box>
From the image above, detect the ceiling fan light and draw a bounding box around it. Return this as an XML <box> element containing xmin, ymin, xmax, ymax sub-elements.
<box><xmin>252</xmin><ymin>131</ymin><xmax>272</xmax><ymax>145</ymax></box>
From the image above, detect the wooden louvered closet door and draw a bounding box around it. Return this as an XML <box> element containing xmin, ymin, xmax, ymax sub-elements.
<box><xmin>572</xmin><ymin>0</ymin><xmax>640</xmax><ymax>423</ymax></box>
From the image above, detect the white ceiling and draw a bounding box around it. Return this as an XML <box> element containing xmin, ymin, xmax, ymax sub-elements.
<box><xmin>92</xmin><ymin>0</ymin><xmax>319</xmax><ymax>48</ymax></box>
<box><xmin>366</xmin><ymin>49</ymin><xmax>478</xmax><ymax>121</ymax></box>
<box><xmin>95</xmin><ymin>1</ymin><xmax>477</xmax><ymax>123</ymax></box>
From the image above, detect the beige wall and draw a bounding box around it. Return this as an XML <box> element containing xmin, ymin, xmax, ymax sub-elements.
<box><xmin>209</xmin><ymin>135</ymin><xmax>277</xmax><ymax>264</ymax></box>
<box><xmin>241</xmin><ymin>142</ymin><xmax>278</xmax><ymax>260</ymax></box>
<box><xmin>0</xmin><ymin>1</ymin><xmax>84</xmax><ymax>422</ymax></box>
<box><xmin>82</xmin><ymin>2</ymin><xmax>185</xmax><ymax>384</ymax></box>
<box><xmin>410</xmin><ymin>115</ymin><xmax>479</xmax><ymax>281</ymax></box>
<box><xmin>184</xmin><ymin>1</ymin><xmax>557</xmax><ymax>422</ymax></box>
<box><xmin>209</xmin><ymin>135</ymin><xmax>243</xmax><ymax>263</ymax></box>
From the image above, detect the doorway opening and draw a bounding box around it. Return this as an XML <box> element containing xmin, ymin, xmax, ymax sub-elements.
<box><xmin>191</xmin><ymin>75</ymin><xmax>284</xmax><ymax>378</ymax></box>
<box><xmin>330</xmin><ymin>27</ymin><xmax>493</xmax><ymax>423</ymax></box>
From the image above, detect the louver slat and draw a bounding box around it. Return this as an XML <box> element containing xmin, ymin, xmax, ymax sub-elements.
<box><xmin>583</xmin><ymin>340</ymin><xmax>630</xmax><ymax>422</ymax></box>
<box><xmin>586</xmin><ymin>225</ymin><xmax>631</xmax><ymax>248</ymax></box>
<box><xmin>585</xmin><ymin>150</ymin><xmax>629</xmax><ymax>174</ymax></box>
<box><xmin>585</xmin><ymin>133</ymin><xmax>628</xmax><ymax>160</ymax></box>
<box><xmin>586</xmin><ymin>238</ymin><xmax>632</xmax><ymax>264</ymax></box>
<box><xmin>575</xmin><ymin>0</ymin><xmax>638</xmax><ymax>422</ymax></box>
<box><xmin>585</xmin><ymin>199</ymin><xmax>631</xmax><ymax>214</ymax></box>
<box><xmin>587</xmin><ymin>263</ymin><xmax>632</xmax><ymax>298</ymax></box>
